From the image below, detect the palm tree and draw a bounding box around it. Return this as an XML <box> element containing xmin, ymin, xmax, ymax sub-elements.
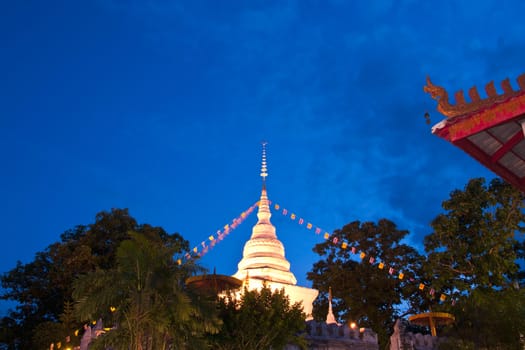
<box><xmin>73</xmin><ymin>231</ymin><xmax>221</xmax><ymax>350</ymax></box>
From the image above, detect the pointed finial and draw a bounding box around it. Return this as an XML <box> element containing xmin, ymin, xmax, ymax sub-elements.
<box><xmin>260</xmin><ymin>141</ymin><xmax>268</xmax><ymax>183</ymax></box>
<box><xmin>326</xmin><ymin>286</ymin><xmax>338</xmax><ymax>325</ymax></box>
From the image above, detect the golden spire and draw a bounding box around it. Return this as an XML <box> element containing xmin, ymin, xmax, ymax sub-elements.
<box><xmin>260</xmin><ymin>141</ymin><xmax>268</xmax><ymax>188</ymax></box>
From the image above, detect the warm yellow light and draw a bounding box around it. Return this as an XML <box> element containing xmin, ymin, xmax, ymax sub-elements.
<box><xmin>350</xmin><ymin>322</ymin><xmax>356</xmax><ymax>329</ymax></box>
<box><xmin>110</xmin><ymin>306</ymin><xmax>116</xmax><ymax>312</ymax></box>
<box><xmin>359</xmin><ymin>327</ymin><xmax>365</xmax><ymax>333</ymax></box>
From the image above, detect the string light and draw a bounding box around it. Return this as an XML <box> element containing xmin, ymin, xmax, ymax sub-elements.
<box><xmin>178</xmin><ymin>202</ymin><xmax>258</xmax><ymax>263</ymax></box>
<box><xmin>270</xmin><ymin>201</ymin><xmax>458</xmax><ymax>306</ymax></box>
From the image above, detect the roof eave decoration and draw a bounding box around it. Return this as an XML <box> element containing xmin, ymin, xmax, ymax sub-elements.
<box><xmin>424</xmin><ymin>74</ymin><xmax>525</xmax><ymax>119</ymax></box>
<box><xmin>425</xmin><ymin>74</ymin><xmax>525</xmax><ymax>142</ymax></box>
<box><xmin>423</xmin><ymin>73</ymin><xmax>525</xmax><ymax>193</ymax></box>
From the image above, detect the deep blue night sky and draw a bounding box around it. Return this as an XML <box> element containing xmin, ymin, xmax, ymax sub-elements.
<box><xmin>2</xmin><ymin>0</ymin><xmax>524</xmax><ymax>315</ymax></box>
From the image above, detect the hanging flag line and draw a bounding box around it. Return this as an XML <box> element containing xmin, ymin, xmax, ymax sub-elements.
<box><xmin>176</xmin><ymin>202</ymin><xmax>258</xmax><ymax>265</ymax></box>
<box><xmin>271</xmin><ymin>202</ymin><xmax>457</xmax><ymax>306</ymax></box>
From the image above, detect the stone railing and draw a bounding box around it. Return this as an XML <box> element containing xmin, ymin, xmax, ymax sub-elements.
<box><xmin>284</xmin><ymin>320</ymin><xmax>379</xmax><ymax>349</ymax></box>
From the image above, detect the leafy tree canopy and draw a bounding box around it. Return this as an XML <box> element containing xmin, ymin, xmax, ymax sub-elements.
<box><xmin>423</xmin><ymin>178</ymin><xmax>525</xmax><ymax>348</ymax></box>
<box><xmin>0</xmin><ymin>208</ymin><xmax>188</xmax><ymax>349</ymax></box>
<box><xmin>307</xmin><ymin>219</ymin><xmax>424</xmax><ymax>347</ymax></box>
<box><xmin>209</xmin><ymin>285</ymin><xmax>307</xmax><ymax>350</ymax></box>
<box><xmin>73</xmin><ymin>230</ymin><xmax>219</xmax><ymax>350</ymax></box>
<box><xmin>424</xmin><ymin>177</ymin><xmax>525</xmax><ymax>294</ymax></box>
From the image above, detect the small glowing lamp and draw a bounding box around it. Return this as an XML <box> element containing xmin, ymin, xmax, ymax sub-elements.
<box><xmin>349</xmin><ymin>322</ymin><xmax>356</xmax><ymax>329</ymax></box>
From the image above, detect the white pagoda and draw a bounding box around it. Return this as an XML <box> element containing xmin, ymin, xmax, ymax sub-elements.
<box><xmin>233</xmin><ymin>144</ymin><xmax>318</xmax><ymax>319</ymax></box>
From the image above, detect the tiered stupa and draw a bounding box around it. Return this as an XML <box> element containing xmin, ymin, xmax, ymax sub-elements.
<box><xmin>233</xmin><ymin>143</ymin><xmax>319</xmax><ymax>319</ymax></box>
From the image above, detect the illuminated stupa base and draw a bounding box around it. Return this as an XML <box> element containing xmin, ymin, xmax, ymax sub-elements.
<box><xmin>233</xmin><ymin>274</ymin><xmax>319</xmax><ymax>319</ymax></box>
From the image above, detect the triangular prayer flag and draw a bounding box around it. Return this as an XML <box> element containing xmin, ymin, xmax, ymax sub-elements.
<box><xmin>451</xmin><ymin>299</ymin><xmax>456</xmax><ymax>306</ymax></box>
<box><xmin>324</xmin><ymin>232</ymin><xmax>330</xmax><ymax>239</ymax></box>
<box><xmin>274</xmin><ymin>204</ymin><xmax>280</xmax><ymax>210</ymax></box>
<box><xmin>315</xmin><ymin>227</ymin><xmax>321</xmax><ymax>234</ymax></box>
<box><xmin>282</xmin><ymin>209</ymin><xmax>288</xmax><ymax>215</ymax></box>
<box><xmin>209</xmin><ymin>235</ymin><xmax>214</xmax><ymax>241</ymax></box>
<box><xmin>351</xmin><ymin>247</ymin><xmax>356</xmax><ymax>254</ymax></box>
<box><xmin>369</xmin><ymin>257</ymin><xmax>375</xmax><ymax>264</ymax></box>
<box><xmin>332</xmin><ymin>237</ymin><xmax>339</xmax><ymax>244</ymax></box>
<box><xmin>440</xmin><ymin>294</ymin><xmax>447</xmax><ymax>302</ymax></box>
<box><xmin>298</xmin><ymin>218</ymin><xmax>304</xmax><ymax>225</ymax></box>
<box><xmin>419</xmin><ymin>283</ymin><xmax>425</xmax><ymax>290</ymax></box>
<box><xmin>341</xmin><ymin>242</ymin><xmax>348</xmax><ymax>249</ymax></box>
<box><xmin>378</xmin><ymin>262</ymin><xmax>384</xmax><ymax>269</ymax></box>
<box><xmin>193</xmin><ymin>247</ymin><xmax>198</xmax><ymax>253</ymax></box>
<box><xmin>429</xmin><ymin>288</ymin><xmax>435</xmax><ymax>296</ymax></box>
<box><xmin>291</xmin><ymin>213</ymin><xmax>296</xmax><ymax>220</ymax></box>
<box><xmin>389</xmin><ymin>267</ymin><xmax>394</xmax><ymax>275</ymax></box>
<box><xmin>398</xmin><ymin>273</ymin><xmax>404</xmax><ymax>280</ymax></box>
<box><xmin>307</xmin><ymin>223</ymin><xmax>313</xmax><ymax>229</ymax></box>
<box><xmin>177</xmin><ymin>259</ymin><xmax>182</xmax><ymax>265</ymax></box>
<box><xmin>359</xmin><ymin>252</ymin><xmax>366</xmax><ymax>259</ymax></box>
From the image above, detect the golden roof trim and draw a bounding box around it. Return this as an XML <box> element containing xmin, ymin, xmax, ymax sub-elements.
<box><xmin>424</xmin><ymin>73</ymin><xmax>525</xmax><ymax>118</ymax></box>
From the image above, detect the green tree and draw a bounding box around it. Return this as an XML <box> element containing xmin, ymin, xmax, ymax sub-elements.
<box><xmin>307</xmin><ymin>219</ymin><xmax>424</xmax><ymax>347</ymax></box>
<box><xmin>209</xmin><ymin>285</ymin><xmax>307</xmax><ymax>350</ymax></box>
<box><xmin>32</xmin><ymin>300</ymin><xmax>80</xmax><ymax>349</ymax></box>
<box><xmin>424</xmin><ymin>178</ymin><xmax>525</xmax><ymax>293</ymax></box>
<box><xmin>73</xmin><ymin>230</ymin><xmax>220</xmax><ymax>350</ymax></box>
<box><xmin>438</xmin><ymin>287</ymin><xmax>525</xmax><ymax>350</ymax></box>
<box><xmin>423</xmin><ymin>177</ymin><xmax>525</xmax><ymax>348</ymax></box>
<box><xmin>0</xmin><ymin>208</ymin><xmax>188</xmax><ymax>349</ymax></box>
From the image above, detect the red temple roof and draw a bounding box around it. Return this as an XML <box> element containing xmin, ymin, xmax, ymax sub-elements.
<box><xmin>425</xmin><ymin>73</ymin><xmax>525</xmax><ymax>192</ymax></box>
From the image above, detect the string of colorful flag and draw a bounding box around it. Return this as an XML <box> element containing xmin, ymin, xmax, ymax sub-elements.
<box><xmin>271</xmin><ymin>202</ymin><xmax>457</xmax><ymax>306</ymax></box>
<box><xmin>176</xmin><ymin>202</ymin><xmax>258</xmax><ymax>265</ymax></box>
